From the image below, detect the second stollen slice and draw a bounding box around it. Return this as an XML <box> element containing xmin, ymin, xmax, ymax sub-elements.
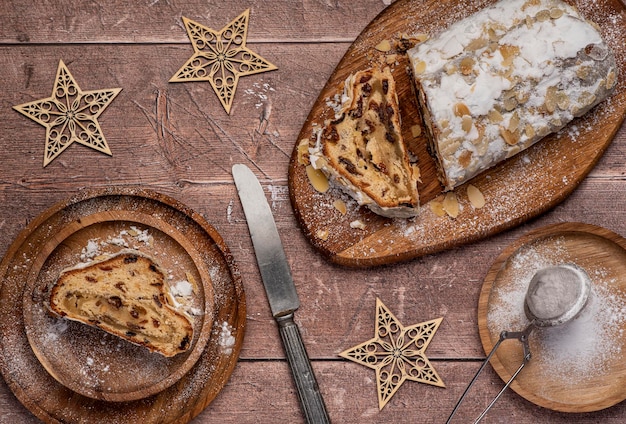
<box><xmin>48</xmin><ymin>249</ymin><xmax>194</xmax><ymax>358</ymax></box>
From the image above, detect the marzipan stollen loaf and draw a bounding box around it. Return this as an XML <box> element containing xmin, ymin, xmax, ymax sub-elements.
<box><xmin>48</xmin><ymin>249</ymin><xmax>194</xmax><ymax>358</ymax></box>
<box><xmin>310</xmin><ymin>67</ymin><xmax>420</xmax><ymax>218</ymax></box>
<box><xmin>408</xmin><ymin>0</ymin><xmax>618</xmax><ymax>191</ymax></box>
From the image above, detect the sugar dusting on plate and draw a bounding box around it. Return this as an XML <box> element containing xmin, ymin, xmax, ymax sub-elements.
<box><xmin>217</xmin><ymin>321</ymin><xmax>236</xmax><ymax>355</ymax></box>
<box><xmin>486</xmin><ymin>237</ymin><xmax>626</xmax><ymax>387</ymax></box>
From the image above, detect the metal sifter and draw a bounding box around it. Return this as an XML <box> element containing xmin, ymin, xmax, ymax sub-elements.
<box><xmin>447</xmin><ymin>263</ymin><xmax>592</xmax><ymax>423</ymax></box>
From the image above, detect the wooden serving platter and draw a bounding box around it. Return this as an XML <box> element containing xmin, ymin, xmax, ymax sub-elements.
<box><xmin>288</xmin><ymin>0</ymin><xmax>626</xmax><ymax>267</ymax></box>
<box><xmin>0</xmin><ymin>187</ymin><xmax>246</xmax><ymax>423</ymax></box>
<box><xmin>477</xmin><ymin>223</ymin><xmax>626</xmax><ymax>413</ymax></box>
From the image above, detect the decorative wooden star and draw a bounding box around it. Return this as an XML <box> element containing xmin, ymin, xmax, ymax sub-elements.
<box><xmin>339</xmin><ymin>298</ymin><xmax>445</xmax><ymax>410</ymax></box>
<box><xmin>169</xmin><ymin>9</ymin><xmax>277</xmax><ymax>114</ymax></box>
<box><xmin>13</xmin><ymin>60</ymin><xmax>121</xmax><ymax>167</ymax></box>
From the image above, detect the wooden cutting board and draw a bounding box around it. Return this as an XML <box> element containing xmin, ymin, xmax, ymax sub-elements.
<box><xmin>0</xmin><ymin>187</ymin><xmax>246</xmax><ymax>423</ymax></box>
<box><xmin>288</xmin><ymin>0</ymin><xmax>626</xmax><ymax>267</ymax></box>
<box><xmin>477</xmin><ymin>222</ymin><xmax>626</xmax><ymax>413</ymax></box>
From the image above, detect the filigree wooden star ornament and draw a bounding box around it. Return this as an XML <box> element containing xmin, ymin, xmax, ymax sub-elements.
<box><xmin>339</xmin><ymin>298</ymin><xmax>445</xmax><ymax>410</ymax></box>
<box><xmin>13</xmin><ymin>60</ymin><xmax>121</xmax><ymax>167</ymax></box>
<box><xmin>170</xmin><ymin>9</ymin><xmax>277</xmax><ymax>114</ymax></box>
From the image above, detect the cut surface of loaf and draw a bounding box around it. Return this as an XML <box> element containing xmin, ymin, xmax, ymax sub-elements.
<box><xmin>310</xmin><ymin>67</ymin><xmax>420</xmax><ymax>218</ymax></box>
<box><xmin>49</xmin><ymin>250</ymin><xmax>194</xmax><ymax>357</ymax></box>
<box><xmin>408</xmin><ymin>0</ymin><xmax>617</xmax><ymax>191</ymax></box>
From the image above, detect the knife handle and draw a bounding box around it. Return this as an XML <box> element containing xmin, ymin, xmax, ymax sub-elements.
<box><xmin>277</xmin><ymin>314</ymin><xmax>330</xmax><ymax>424</ymax></box>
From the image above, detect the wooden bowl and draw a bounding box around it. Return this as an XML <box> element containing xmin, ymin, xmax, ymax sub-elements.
<box><xmin>0</xmin><ymin>187</ymin><xmax>246</xmax><ymax>422</ymax></box>
<box><xmin>478</xmin><ymin>223</ymin><xmax>626</xmax><ymax>412</ymax></box>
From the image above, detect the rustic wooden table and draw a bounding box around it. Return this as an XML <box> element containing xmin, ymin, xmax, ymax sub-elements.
<box><xmin>0</xmin><ymin>1</ymin><xmax>625</xmax><ymax>423</ymax></box>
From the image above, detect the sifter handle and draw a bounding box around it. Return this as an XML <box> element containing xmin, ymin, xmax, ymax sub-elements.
<box><xmin>446</xmin><ymin>323</ymin><xmax>534</xmax><ymax>424</ymax></box>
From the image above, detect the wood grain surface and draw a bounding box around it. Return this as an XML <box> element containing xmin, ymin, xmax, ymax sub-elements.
<box><xmin>288</xmin><ymin>0</ymin><xmax>626</xmax><ymax>267</ymax></box>
<box><xmin>0</xmin><ymin>1</ymin><xmax>625</xmax><ymax>423</ymax></box>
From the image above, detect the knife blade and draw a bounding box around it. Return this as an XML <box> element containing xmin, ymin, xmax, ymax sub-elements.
<box><xmin>232</xmin><ymin>164</ymin><xmax>330</xmax><ymax>424</ymax></box>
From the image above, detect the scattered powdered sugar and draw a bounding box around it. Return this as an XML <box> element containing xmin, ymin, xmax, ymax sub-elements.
<box><xmin>80</xmin><ymin>239</ymin><xmax>102</xmax><ymax>262</ymax></box>
<box><xmin>538</xmin><ymin>280</ymin><xmax>625</xmax><ymax>379</ymax></box>
<box><xmin>226</xmin><ymin>199</ymin><xmax>234</xmax><ymax>224</ymax></box>
<box><xmin>170</xmin><ymin>280</ymin><xmax>194</xmax><ymax>297</ymax></box>
<box><xmin>43</xmin><ymin>317</ymin><xmax>68</xmax><ymax>344</ymax></box>
<box><xmin>487</xmin><ymin>238</ymin><xmax>626</xmax><ymax>387</ymax></box>
<box><xmin>217</xmin><ymin>321</ymin><xmax>236</xmax><ymax>355</ymax></box>
<box><xmin>243</xmin><ymin>81</ymin><xmax>276</xmax><ymax>109</ymax></box>
<box><xmin>169</xmin><ymin>279</ymin><xmax>203</xmax><ymax>317</ymax></box>
<box><xmin>78</xmin><ymin>226</ymin><xmax>154</xmax><ymax>264</ymax></box>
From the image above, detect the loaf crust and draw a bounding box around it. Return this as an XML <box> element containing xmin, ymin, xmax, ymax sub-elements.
<box><xmin>310</xmin><ymin>67</ymin><xmax>420</xmax><ymax>218</ymax></box>
<box><xmin>408</xmin><ymin>0</ymin><xmax>617</xmax><ymax>191</ymax></box>
<box><xmin>49</xmin><ymin>250</ymin><xmax>194</xmax><ymax>357</ymax></box>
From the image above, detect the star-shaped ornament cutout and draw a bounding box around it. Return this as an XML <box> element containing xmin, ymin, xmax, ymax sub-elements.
<box><xmin>340</xmin><ymin>298</ymin><xmax>445</xmax><ymax>410</ymax></box>
<box><xmin>170</xmin><ymin>9</ymin><xmax>277</xmax><ymax>114</ymax></box>
<box><xmin>13</xmin><ymin>60</ymin><xmax>121</xmax><ymax>167</ymax></box>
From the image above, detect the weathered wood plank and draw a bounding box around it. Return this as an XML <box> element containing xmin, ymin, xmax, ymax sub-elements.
<box><xmin>0</xmin><ymin>0</ymin><xmax>389</xmax><ymax>44</ymax></box>
<box><xmin>0</xmin><ymin>360</ymin><xmax>625</xmax><ymax>423</ymax></box>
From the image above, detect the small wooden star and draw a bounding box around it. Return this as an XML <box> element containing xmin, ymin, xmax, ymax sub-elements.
<box><xmin>169</xmin><ymin>9</ymin><xmax>277</xmax><ymax>114</ymax></box>
<box><xmin>13</xmin><ymin>60</ymin><xmax>121</xmax><ymax>167</ymax></box>
<box><xmin>339</xmin><ymin>298</ymin><xmax>445</xmax><ymax>410</ymax></box>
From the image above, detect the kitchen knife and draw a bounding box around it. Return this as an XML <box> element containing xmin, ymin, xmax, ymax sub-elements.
<box><xmin>232</xmin><ymin>164</ymin><xmax>330</xmax><ymax>424</ymax></box>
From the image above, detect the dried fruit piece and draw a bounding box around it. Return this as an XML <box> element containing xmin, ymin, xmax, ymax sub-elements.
<box><xmin>467</xmin><ymin>184</ymin><xmax>485</xmax><ymax>208</ymax></box>
<box><xmin>306</xmin><ymin>165</ymin><xmax>329</xmax><ymax>193</ymax></box>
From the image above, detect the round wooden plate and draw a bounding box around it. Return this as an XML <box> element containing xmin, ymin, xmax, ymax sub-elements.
<box><xmin>23</xmin><ymin>209</ymin><xmax>214</xmax><ymax>401</ymax></box>
<box><xmin>288</xmin><ymin>0</ymin><xmax>626</xmax><ymax>267</ymax></box>
<box><xmin>0</xmin><ymin>187</ymin><xmax>246</xmax><ymax>423</ymax></box>
<box><xmin>477</xmin><ymin>223</ymin><xmax>626</xmax><ymax>413</ymax></box>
